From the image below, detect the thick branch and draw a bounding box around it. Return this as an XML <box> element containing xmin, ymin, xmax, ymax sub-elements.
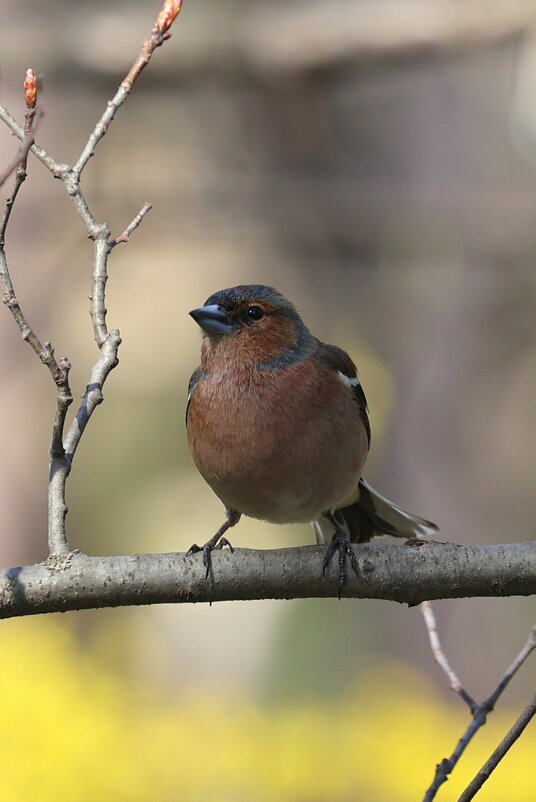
<box><xmin>0</xmin><ymin>542</ymin><xmax>534</xmax><ymax>619</ymax></box>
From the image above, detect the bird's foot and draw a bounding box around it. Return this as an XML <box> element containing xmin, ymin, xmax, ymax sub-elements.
<box><xmin>322</xmin><ymin>529</ymin><xmax>360</xmax><ymax>598</ymax></box>
<box><xmin>186</xmin><ymin>536</ymin><xmax>234</xmax><ymax>579</ymax></box>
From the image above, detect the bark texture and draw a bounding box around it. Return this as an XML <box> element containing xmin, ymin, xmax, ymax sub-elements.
<box><xmin>0</xmin><ymin>541</ymin><xmax>533</xmax><ymax>619</ymax></box>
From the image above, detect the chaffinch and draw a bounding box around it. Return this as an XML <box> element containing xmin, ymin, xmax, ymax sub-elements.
<box><xmin>186</xmin><ymin>285</ymin><xmax>437</xmax><ymax>591</ymax></box>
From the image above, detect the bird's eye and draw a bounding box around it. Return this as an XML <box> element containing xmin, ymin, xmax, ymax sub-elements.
<box><xmin>247</xmin><ymin>305</ymin><xmax>264</xmax><ymax>321</ymax></box>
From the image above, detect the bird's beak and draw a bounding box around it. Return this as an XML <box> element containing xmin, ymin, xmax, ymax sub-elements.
<box><xmin>189</xmin><ymin>304</ymin><xmax>233</xmax><ymax>335</ymax></box>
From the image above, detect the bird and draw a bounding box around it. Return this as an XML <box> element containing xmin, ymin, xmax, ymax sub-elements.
<box><xmin>186</xmin><ymin>284</ymin><xmax>438</xmax><ymax>591</ymax></box>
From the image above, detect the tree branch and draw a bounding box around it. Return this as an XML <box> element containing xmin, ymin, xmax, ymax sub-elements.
<box><xmin>0</xmin><ymin>109</ymin><xmax>40</xmax><ymax>189</ymax></box>
<box><xmin>108</xmin><ymin>203</ymin><xmax>152</xmax><ymax>249</ymax></box>
<box><xmin>0</xmin><ymin>1</ymin><xmax>183</xmax><ymax>557</ymax></box>
<box><xmin>0</xmin><ymin>541</ymin><xmax>533</xmax><ymax>620</ymax></box>
<box><xmin>63</xmin><ymin>329</ymin><xmax>122</xmax><ymax>461</ymax></box>
<box><xmin>0</xmin><ymin>105</ymin><xmax>65</xmax><ymax>176</ymax></box>
<box><xmin>421</xmin><ymin>600</ymin><xmax>477</xmax><ymax>711</ymax></box>
<box><xmin>457</xmin><ymin>693</ymin><xmax>536</xmax><ymax>802</ymax></box>
<box><xmin>73</xmin><ymin>0</ymin><xmax>183</xmax><ymax>178</ymax></box>
<box><xmin>422</xmin><ymin>615</ymin><xmax>536</xmax><ymax>801</ymax></box>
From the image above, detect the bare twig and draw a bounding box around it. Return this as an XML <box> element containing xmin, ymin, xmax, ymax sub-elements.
<box><xmin>457</xmin><ymin>693</ymin><xmax>536</xmax><ymax>802</ymax></box>
<box><xmin>0</xmin><ymin>542</ymin><xmax>533</xmax><ymax>620</ymax></box>
<box><xmin>1</xmin><ymin>0</ymin><xmax>183</xmax><ymax>346</ymax></box>
<box><xmin>47</xmin><ymin>331</ymin><xmax>120</xmax><ymax>556</ymax></box>
<box><xmin>0</xmin><ymin>286</ymin><xmax>65</xmax><ymax>381</ymax></box>
<box><xmin>0</xmin><ymin>91</ymin><xmax>67</xmax><ymax>388</ymax></box>
<box><xmin>0</xmin><ymin>105</ymin><xmax>65</xmax><ymax>176</ymax></box>
<box><xmin>72</xmin><ymin>0</ymin><xmax>184</xmax><ymax>177</ymax></box>
<box><xmin>69</xmin><ymin>1</ymin><xmax>182</xmax><ymax>345</ymax></box>
<box><xmin>0</xmin><ymin>74</ymin><xmax>73</xmax><ymax>557</ymax></box>
<box><xmin>62</xmin><ymin>1</ymin><xmax>182</xmax><ymax>348</ymax></box>
<box><xmin>0</xmin><ymin>70</ymin><xmax>39</xmax><ymax>190</ymax></box>
<box><xmin>421</xmin><ymin>601</ymin><xmax>478</xmax><ymax>711</ymax></box>
<box><xmin>0</xmin><ymin>113</ymin><xmax>40</xmax><ymax>189</ymax></box>
<box><xmin>484</xmin><ymin>623</ymin><xmax>536</xmax><ymax>708</ymax></box>
<box><xmin>108</xmin><ymin>203</ymin><xmax>152</xmax><ymax>249</ymax></box>
<box><xmin>1</xmin><ymin>100</ymin><xmax>37</xmax><ymax>238</ymax></box>
<box><xmin>63</xmin><ymin>329</ymin><xmax>122</xmax><ymax>461</ymax></box>
<box><xmin>422</xmin><ymin>617</ymin><xmax>536</xmax><ymax>801</ymax></box>
<box><xmin>0</xmin><ymin>1</ymin><xmax>184</xmax><ymax>557</ymax></box>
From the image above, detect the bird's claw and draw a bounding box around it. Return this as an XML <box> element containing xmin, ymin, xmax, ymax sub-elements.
<box><xmin>323</xmin><ymin>529</ymin><xmax>360</xmax><ymax>598</ymax></box>
<box><xmin>214</xmin><ymin>536</ymin><xmax>234</xmax><ymax>552</ymax></box>
<box><xmin>186</xmin><ymin>537</ymin><xmax>234</xmax><ymax>578</ymax></box>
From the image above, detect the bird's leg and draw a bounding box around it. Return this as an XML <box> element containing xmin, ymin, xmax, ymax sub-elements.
<box><xmin>322</xmin><ymin>511</ymin><xmax>360</xmax><ymax>597</ymax></box>
<box><xmin>186</xmin><ymin>509</ymin><xmax>241</xmax><ymax>579</ymax></box>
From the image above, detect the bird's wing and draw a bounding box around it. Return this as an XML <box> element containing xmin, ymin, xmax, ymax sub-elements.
<box><xmin>185</xmin><ymin>365</ymin><xmax>203</xmax><ymax>424</ymax></box>
<box><xmin>314</xmin><ymin>340</ymin><xmax>371</xmax><ymax>448</ymax></box>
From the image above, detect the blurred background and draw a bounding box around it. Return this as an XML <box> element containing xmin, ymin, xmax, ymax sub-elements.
<box><xmin>1</xmin><ymin>0</ymin><xmax>535</xmax><ymax>799</ymax></box>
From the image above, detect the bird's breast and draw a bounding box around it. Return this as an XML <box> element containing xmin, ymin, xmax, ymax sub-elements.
<box><xmin>187</xmin><ymin>361</ymin><xmax>367</xmax><ymax>523</ymax></box>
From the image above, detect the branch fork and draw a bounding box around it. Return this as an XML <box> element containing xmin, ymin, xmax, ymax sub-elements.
<box><xmin>421</xmin><ymin>603</ymin><xmax>536</xmax><ymax>801</ymax></box>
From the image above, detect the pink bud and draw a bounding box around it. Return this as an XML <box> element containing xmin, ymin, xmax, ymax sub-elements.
<box><xmin>24</xmin><ymin>68</ymin><xmax>37</xmax><ymax>109</ymax></box>
<box><xmin>156</xmin><ymin>0</ymin><xmax>183</xmax><ymax>33</ymax></box>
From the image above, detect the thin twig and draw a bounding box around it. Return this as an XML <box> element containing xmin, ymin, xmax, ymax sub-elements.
<box><xmin>457</xmin><ymin>693</ymin><xmax>536</xmax><ymax>802</ymax></box>
<box><xmin>0</xmin><ymin>2</ymin><xmax>183</xmax><ymax>346</ymax></box>
<box><xmin>1</xmin><ymin>106</ymin><xmax>38</xmax><ymax>240</ymax></box>
<box><xmin>0</xmin><ymin>109</ymin><xmax>41</xmax><ymax>189</ymax></box>
<box><xmin>72</xmin><ymin>0</ymin><xmax>184</xmax><ymax>177</ymax></box>
<box><xmin>63</xmin><ymin>329</ymin><xmax>122</xmax><ymax>461</ymax></box>
<box><xmin>108</xmin><ymin>203</ymin><xmax>152</xmax><ymax>249</ymax></box>
<box><xmin>1</xmin><ymin>70</ymin><xmax>38</xmax><ymax>190</ymax></box>
<box><xmin>0</xmin><ymin>101</ymin><xmax>67</xmax><ymax>387</ymax></box>
<box><xmin>421</xmin><ymin>601</ymin><xmax>477</xmax><ymax>710</ymax></box>
<box><xmin>0</xmin><ymin>286</ymin><xmax>65</xmax><ymax>382</ymax></box>
<box><xmin>0</xmin><ymin>105</ymin><xmax>65</xmax><ymax>177</ymax></box>
<box><xmin>67</xmin><ymin>1</ymin><xmax>183</xmax><ymax>346</ymax></box>
<box><xmin>422</xmin><ymin>617</ymin><xmax>536</xmax><ymax>801</ymax></box>
<box><xmin>484</xmin><ymin>623</ymin><xmax>536</xmax><ymax>709</ymax></box>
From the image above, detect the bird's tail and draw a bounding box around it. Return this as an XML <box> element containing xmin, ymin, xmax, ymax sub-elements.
<box><xmin>313</xmin><ymin>478</ymin><xmax>438</xmax><ymax>544</ymax></box>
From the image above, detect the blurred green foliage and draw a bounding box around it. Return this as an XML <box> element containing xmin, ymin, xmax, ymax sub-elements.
<box><xmin>0</xmin><ymin>616</ymin><xmax>533</xmax><ymax>801</ymax></box>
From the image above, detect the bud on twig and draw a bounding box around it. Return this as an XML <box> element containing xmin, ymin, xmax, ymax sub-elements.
<box><xmin>155</xmin><ymin>0</ymin><xmax>183</xmax><ymax>33</ymax></box>
<box><xmin>24</xmin><ymin>69</ymin><xmax>37</xmax><ymax>109</ymax></box>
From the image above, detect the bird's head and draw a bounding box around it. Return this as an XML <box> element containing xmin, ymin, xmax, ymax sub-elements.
<box><xmin>190</xmin><ymin>285</ymin><xmax>314</xmax><ymax>368</ymax></box>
